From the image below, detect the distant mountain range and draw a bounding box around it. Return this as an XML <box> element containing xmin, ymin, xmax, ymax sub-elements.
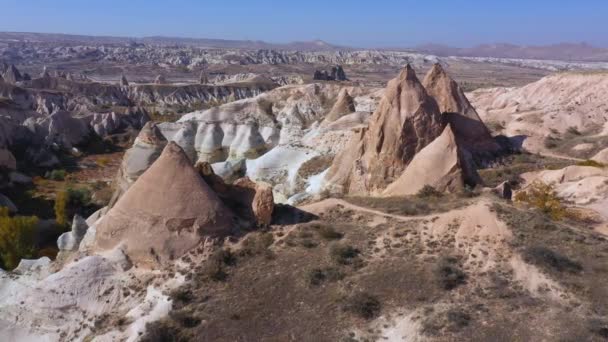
<box><xmin>2</xmin><ymin>32</ymin><xmax>608</xmax><ymax>61</ymax></box>
<box><xmin>0</xmin><ymin>32</ymin><xmax>347</xmax><ymax>51</ymax></box>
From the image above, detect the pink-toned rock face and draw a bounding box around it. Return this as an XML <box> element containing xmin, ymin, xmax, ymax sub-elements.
<box><xmin>233</xmin><ymin>177</ymin><xmax>274</xmax><ymax>226</ymax></box>
<box><xmin>95</xmin><ymin>142</ymin><xmax>235</xmax><ymax>268</ymax></box>
<box><xmin>325</xmin><ymin>65</ymin><xmax>445</xmax><ymax>194</ymax></box>
<box><xmin>423</xmin><ymin>63</ymin><xmax>500</xmax><ymax>153</ymax></box>
<box><xmin>325</xmin><ymin>88</ymin><xmax>356</xmax><ymax>122</ymax></box>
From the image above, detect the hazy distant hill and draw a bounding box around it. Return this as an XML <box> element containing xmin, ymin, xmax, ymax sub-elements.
<box><xmin>0</xmin><ymin>32</ymin><xmax>347</xmax><ymax>51</ymax></box>
<box><xmin>3</xmin><ymin>32</ymin><xmax>608</xmax><ymax>61</ymax></box>
<box><xmin>416</xmin><ymin>42</ymin><xmax>608</xmax><ymax>62</ymax></box>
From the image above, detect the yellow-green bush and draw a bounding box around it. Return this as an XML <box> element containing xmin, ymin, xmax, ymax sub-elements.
<box><xmin>576</xmin><ymin>160</ymin><xmax>605</xmax><ymax>168</ymax></box>
<box><xmin>96</xmin><ymin>157</ymin><xmax>110</xmax><ymax>167</ymax></box>
<box><xmin>54</xmin><ymin>190</ymin><xmax>69</xmax><ymax>228</ymax></box>
<box><xmin>0</xmin><ymin>207</ymin><xmax>39</xmax><ymax>270</ymax></box>
<box><xmin>514</xmin><ymin>181</ymin><xmax>565</xmax><ymax>220</ymax></box>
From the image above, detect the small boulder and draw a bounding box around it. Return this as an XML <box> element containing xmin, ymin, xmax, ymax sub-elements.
<box><xmin>233</xmin><ymin>177</ymin><xmax>274</xmax><ymax>226</ymax></box>
<box><xmin>57</xmin><ymin>215</ymin><xmax>89</xmax><ymax>251</ymax></box>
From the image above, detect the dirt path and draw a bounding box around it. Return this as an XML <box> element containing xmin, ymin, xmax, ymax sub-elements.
<box><xmin>301</xmin><ymin>198</ymin><xmax>415</xmax><ymax>222</ymax></box>
<box><xmin>538</xmin><ymin>151</ymin><xmax>585</xmax><ymax>162</ymax></box>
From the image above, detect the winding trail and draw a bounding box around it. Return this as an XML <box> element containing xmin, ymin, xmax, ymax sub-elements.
<box><xmin>301</xmin><ymin>197</ymin><xmax>415</xmax><ymax>222</ymax></box>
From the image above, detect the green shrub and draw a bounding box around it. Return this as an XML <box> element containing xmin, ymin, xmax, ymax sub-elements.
<box><xmin>0</xmin><ymin>207</ymin><xmax>38</xmax><ymax>270</ymax></box>
<box><xmin>46</xmin><ymin>169</ymin><xmax>66</xmax><ymax>181</ymax></box>
<box><xmin>67</xmin><ymin>187</ymin><xmax>92</xmax><ymax>207</ymax></box>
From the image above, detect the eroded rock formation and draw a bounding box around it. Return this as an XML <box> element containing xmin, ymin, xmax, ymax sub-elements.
<box><xmin>95</xmin><ymin>142</ymin><xmax>235</xmax><ymax>267</ymax></box>
<box><xmin>325</xmin><ymin>64</ymin><xmax>444</xmax><ymax>194</ymax></box>
<box><xmin>325</xmin><ymin>88</ymin><xmax>356</xmax><ymax>122</ymax></box>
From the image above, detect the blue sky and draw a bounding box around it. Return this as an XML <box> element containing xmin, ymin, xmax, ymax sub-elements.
<box><xmin>2</xmin><ymin>0</ymin><xmax>608</xmax><ymax>47</ymax></box>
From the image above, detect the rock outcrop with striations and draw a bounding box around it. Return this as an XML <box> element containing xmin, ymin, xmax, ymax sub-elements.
<box><xmin>325</xmin><ymin>64</ymin><xmax>445</xmax><ymax>194</ymax></box>
<box><xmin>94</xmin><ymin>142</ymin><xmax>235</xmax><ymax>267</ymax></box>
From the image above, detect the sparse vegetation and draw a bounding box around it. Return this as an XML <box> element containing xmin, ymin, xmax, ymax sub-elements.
<box><xmin>514</xmin><ymin>181</ymin><xmax>565</xmax><ymax>220</ymax></box>
<box><xmin>567</xmin><ymin>126</ymin><xmax>581</xmax><ymax>136</ymax></box>
<box><xmin>307</xmin><ymin>267</ymin><xmax>344</xmax><ymax>286</ymax></box>
<box><xmin>330</xmin><ymin>244</ymin><xmax>360</xmax><ymax>265</ymax></box>
<box><xmin>492</xmin><ymin>202</ymin><xmax>608</xmax><ymax>316</ymax></box>
<box><xmin>314</xmin><ymin>224</ymin><xmax>343</xmax><ymax>240</ymax></box>
<box><xmin>199</xmin><ymin>260</ymin><xmax>228</xmax><ymax>281</ymax></box>
<box><xmin>576</xmin><ymin>159</ymin><xmax>605</xmax><ymax>168</ymax></box>
<box><xmin>479</xmin><ymin>152</ymin><xmax>573</xmax><ymax>188</ymax></box>
<box><xmin>239</xmin><ymin>232</ymin><xmax>274</xmax><ymax>258</ymax></box>
<box><xmin>141</xmin><ymin>319</ymin><xmax>186</xmax><ymax>342</ymax></box>
<box><xmin>199</xmin><ymin>249</ymin><xmax>237</xmax><ymax>282</ymax></box>
<box><xmin>0</xmin><ymin>207</ymin><xmax>39</xmax><ymax>270</ymax></box>
<box><xmin>45</xmin><ymin>169</ymin><xmax>67</xmax><ymax>181</ymax></box>
<box><xmin>96</xmin><ymin>156</ymin><xmax>110</xmax><ymax>167</ymax></box>
<box><xmin>149</xmin><ymin>110</ymin><xmax>181</xmax><ymax>123</ymax></box>
<box><xmin>417</xmin><ymin>185</ymin><xmax>444</xmax><ymax>198</ymax></box>
<box><xmin>543</xmin><ymin>128</ymin><xmax>608</xmax><ymax>159</ymax></box>
<box><xmin>524</xmin><ymin>246</ymin><xmax>582</xmax><ymax>273</ymax></box>
<box><xmin>342</xmin><ymin>292</ymin><xmax>381</xmax><ymax>319</ymax></box>
<box><xmin>544</xmin><ymin>136</ymin><xmax>560</xmax><ymax>149</ymax></box>
<box><xmin>346</xmin><ymin>193</ymin><xmax>470</xmax><ymax>216</ymax></box>
<box><xmin>435</xmin><ymin>256</ymin><xmax>467</xmax><ymax>290</ymax></box>
<box><xmin>422</xmin><ymin>308</ymin><xmax>472</xmax><ymax>336</ymax></box>
<box><xmin>54</xmin><ymin>190</ymin><xmax>69</xmax><ymax>228</ymax></box>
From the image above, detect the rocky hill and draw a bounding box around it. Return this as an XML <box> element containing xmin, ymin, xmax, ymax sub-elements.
<box><xmin>468</xmin><ymin>71</ymin><xmax>608</xmax><ymax>159</ymax></box>
<box><xmin>1</xmin><ymin>61</ymin><xmax>608</xmax><ymax>342</ymax></box>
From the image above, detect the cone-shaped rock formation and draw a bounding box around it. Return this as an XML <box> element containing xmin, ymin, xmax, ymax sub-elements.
<box><xmin>108</xmin><ymin>122</ymin><xmax>167</xmax><ymax>207</ymax></box>
<box><xmin>95</xmin><ymin>142</ymin><xmax>234</xmax><ymax>267</ymax></box>
<box><xmin>423</xmin><ymin>63</ymin><xmax>500</xmax><ymax>153</ymax></box>
<box><xmin>383</xmin><ymin>125</ymin><xmax>481</xmax><ymax>196</ymax></box>
<box><xmin>325</xmin><ymin>88</ymin><xmax>356</xmax><ymax>122</ymax></box>
<box><xmin>325</xmin><ymin>65</ymin><xmax>445</xmax><ymax>194</ymax></box>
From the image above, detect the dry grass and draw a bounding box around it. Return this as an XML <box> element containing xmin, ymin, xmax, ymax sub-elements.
<box><xmin>479</xmin><ymin>152</ymin><xmax>573</xmax><ymax>188</ymax></box>
<box><xmin>492</xmin><ymin>203</ymin><xmax>608</xmax><ymax>316</ymax></box>
<box><xmin>346</xmin><ymin>193</ymin><xmax>472</xmax><ymax>216</ymax></box>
